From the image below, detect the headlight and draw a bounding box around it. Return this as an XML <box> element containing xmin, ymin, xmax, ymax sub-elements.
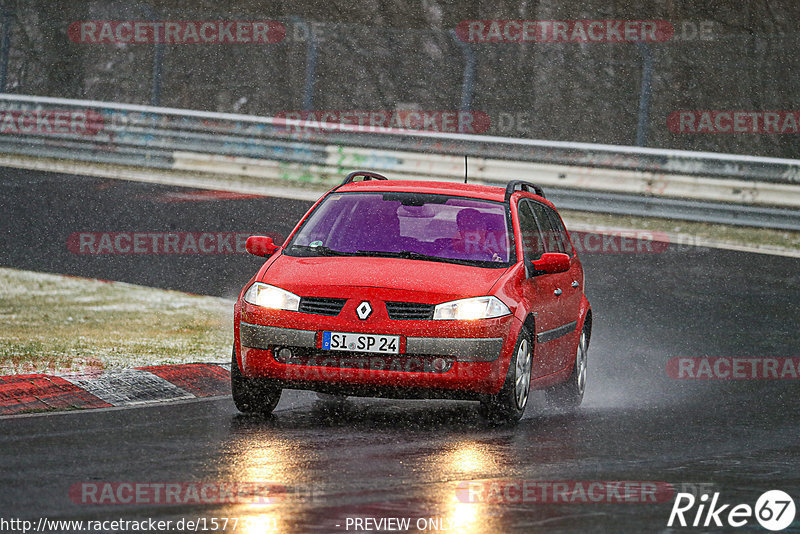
<box><xmin>433</xmin><ymin>296</ymin><xmax>511</xmax><ymax>321</ymax></box>
<box><xmin>243</xmin><ymin>283</ymin><xmax>300</xmax><ymax>311</ymax></box>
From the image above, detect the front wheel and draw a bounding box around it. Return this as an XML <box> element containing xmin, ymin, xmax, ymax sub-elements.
<box><xmin>480</xmin><ymin>329</ymin><xmax>533</xmax><ymax>424</ymax></box>
<box><xmin>545</xmin><ymin>326</ymin><xmax>588</xmax><ymax>411</ymax></box>
<box><xmin>231</xmin><ymin>346</ymin><xmax>282</xmax><ymax>414</ymax></box>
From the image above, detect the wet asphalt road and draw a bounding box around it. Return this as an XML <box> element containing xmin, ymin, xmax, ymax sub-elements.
<box><xmin>1</xmin><ymin>168</ymin><xmax>799</xmax><ymax>533</ymax></box>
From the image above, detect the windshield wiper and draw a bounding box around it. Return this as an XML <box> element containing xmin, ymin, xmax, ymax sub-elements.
<box><xmin>355</xmin><ymin>250</ymin><xmax>471</xmax><ymax>265</ymax></box>
<box><xmin>289</xmin><ymin>246</ymin><xmax>501</xmax><ymax>266</ymax></box>
<box><xmin>289</xmin><ymin>244</ymin><xmax>346</xmax><ymax>256</ymax></box>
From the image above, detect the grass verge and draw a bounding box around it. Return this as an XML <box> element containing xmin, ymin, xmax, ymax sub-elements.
<box><xmin>0</xmin><ymin>267</ymin><xmax>231</xmax><ymax>375</ymax></box>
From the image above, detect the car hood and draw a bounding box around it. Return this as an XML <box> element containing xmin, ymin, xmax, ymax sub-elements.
<box><xmin>260</xmin><ymin>253</ymin><xmax>508</xmax><ymax>301</ymax></box>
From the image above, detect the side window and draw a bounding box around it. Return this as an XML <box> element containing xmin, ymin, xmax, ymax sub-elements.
<box><xmin>545</xmin><ymin>208</ymin><xmax>574</xmax><ymax>256</ymax></box>
<box><xmin>529</xmin><ymin>201</ymin><xmax>567</xmax><ymax>254</ymax></box>
<box><xmin>516</xmin><ymin>200</ymin><xmax>546</xmax><ymax>261</ymax></box>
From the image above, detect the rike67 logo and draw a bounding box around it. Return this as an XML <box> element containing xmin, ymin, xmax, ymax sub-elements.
<box><xmin>668</xmin><ymin>490</ymin><xmax>796</xmax><ymax>531</ymax></box>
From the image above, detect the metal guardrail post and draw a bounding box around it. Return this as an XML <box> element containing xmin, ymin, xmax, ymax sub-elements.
<box><xmin>302</xmin><ymin>21</ymin><xmax>318</xmax><ymax>112</ymax></box>
<box><xmin>0</xmin><ymin>2</ymin><xmax>14</xmax><ymax>93</ymax></box>
<box><xmin>449</xmin><ymin>29</ymin><xmax>475</xmax><ymax>112</ymax></box>
<box><xmin>151</xmin><ymin>41</ymin><xmax>164</xmax><ymax>107</ymax></box>
<box><xmin>636</xmin><ymin>42</ymin><xmax>653</xmax><ymax>147</ymax></box>
<box><xmin>141</xmin><ymin>5</ymin><xmax>163</xmax><ymax>107</ymax></box>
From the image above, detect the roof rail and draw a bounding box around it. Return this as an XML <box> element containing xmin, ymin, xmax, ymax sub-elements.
<box><xmin>340</xmin><ymin>170</ymin><xmax>389</xmax><ymax>186</ymax></box>
<box><xmin>504</xmin><ymin>180</ymin><xmax>545</xmax><ymax>202</ymax></box>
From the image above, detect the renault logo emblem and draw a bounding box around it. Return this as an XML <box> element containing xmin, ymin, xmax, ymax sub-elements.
<box><xmin>356</xmin><ymin>301</ymin><xmax>372</xmax><ymax>320</ymax></box>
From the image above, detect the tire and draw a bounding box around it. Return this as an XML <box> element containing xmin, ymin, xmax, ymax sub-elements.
<box><xmin>545</xmin><ymin>325</ymin><xmax>588</xmax><ymax>411</ymax></box>
<box><xmin>480</xmin><ymin>329</ymin><xmax>533</xmax><ymax>424</ymax></box>
<box><xmin>231</xmin><ymin>346</ymin><xmax>282</xmax><ymax>414</ymax></box>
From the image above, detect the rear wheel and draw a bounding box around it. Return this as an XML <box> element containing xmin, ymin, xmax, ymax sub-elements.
<box><xmin>480</xmin><ymin>329</ymin><xmax>532</xmax><ymax>424</ymax></box>
<box><xmin>231</xmin><ymin>346</ymin><xmax>282</xmax><ymax>414</ymax></box>
<box><xmin>545</xmin><ymin>326</ymin><xmax>588</xmax><ymax>411</ymax></box>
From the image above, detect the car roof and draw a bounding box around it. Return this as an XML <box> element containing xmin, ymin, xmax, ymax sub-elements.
<box><xmin>335</xmin><ymin>179</ymin><xmax>550</xmax><ymax>205</ymax></box>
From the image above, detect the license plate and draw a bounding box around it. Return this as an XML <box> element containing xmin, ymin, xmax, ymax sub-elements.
<box><xmin>322</xmin><ymin>332</ymin><xmax>401</xmax><ymax>354</ymax></box>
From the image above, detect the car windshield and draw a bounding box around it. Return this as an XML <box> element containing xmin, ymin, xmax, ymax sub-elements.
<box><xmin>285</xmin><ymin>191</ymin><xmax>513</xmax><ymax>267</ymax></box>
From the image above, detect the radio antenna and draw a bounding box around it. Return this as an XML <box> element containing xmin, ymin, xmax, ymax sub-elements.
<box><xmin>464</xmin><ymin>155</ymin><xmax>468</xmax><ymax>184</ymax></box>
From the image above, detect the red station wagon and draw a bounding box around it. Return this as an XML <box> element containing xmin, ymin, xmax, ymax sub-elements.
<box><xmin>233</xmin><ymin>171</ymin><xmax>592</xmax><ymax>423</ymax></box>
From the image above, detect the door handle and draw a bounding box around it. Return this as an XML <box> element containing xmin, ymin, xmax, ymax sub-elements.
<box><xmin>571</xmin><ymin>281</ymin><xmax>579</xmax><ymax>288</ymax></box>
<box><xmin>554</xmin><ymin>288</ymin><xmax>562</xmax><ymax>296</ymax></box>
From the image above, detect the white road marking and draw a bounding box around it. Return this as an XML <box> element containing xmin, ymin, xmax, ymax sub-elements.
<box><xmin>61</xmin><ymin>368</ymin><xmax>193</xmax><ymax>406</ymax></box>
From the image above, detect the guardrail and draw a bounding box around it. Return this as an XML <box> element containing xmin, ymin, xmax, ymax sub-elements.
<box><xmin>1</xmin><ymin>93</ymin><xmax>799</xmax><ymax>230</ymax></box>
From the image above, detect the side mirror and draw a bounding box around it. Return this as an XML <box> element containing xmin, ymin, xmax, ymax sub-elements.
<box><xmin>531</xmin><ymin>252</ymin><xmax>570</xmax><ymax>275</ymax></box>
<box><xmin>245</xmin><ymin>236</ymin><xmax>279</xmax><ymax>257</ymax></box>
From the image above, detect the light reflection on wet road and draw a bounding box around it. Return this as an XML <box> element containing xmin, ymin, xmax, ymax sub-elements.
<box><xmin>3</xmin><ymin>385</ymin><xmax>796</xmax><ymax>532</ymax></box>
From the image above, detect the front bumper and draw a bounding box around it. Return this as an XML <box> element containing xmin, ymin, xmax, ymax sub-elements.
<box><xmin>240</xmin><ymin>322</ymin><xmax>504</xmax><ymax>362</ymax></box>
<box><xmin>235</xmin><ymin>303</ymin><xmax>518</xmax><ymax>396</ymax></box>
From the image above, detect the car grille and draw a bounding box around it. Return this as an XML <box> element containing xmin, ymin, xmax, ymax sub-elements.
<box><xmin>385</xmin><ymin>301</ymin><xmax>434</xmax><ymax>321</ymax></box>
<box><xmin>298</xmin><ymin>297</ymin><xmax>347</xmax><ymax>316</ymax></box>
<box><xmin>274</xmin><ymin>347</ymin><xmax>453</xmax><ymax>373</ymax></box>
